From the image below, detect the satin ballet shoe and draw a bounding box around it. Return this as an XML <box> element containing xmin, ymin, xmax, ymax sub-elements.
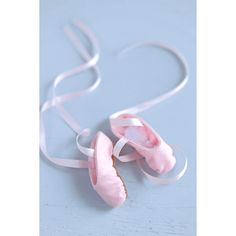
<box><xmin>110</xmin><ymin>114</ymin><xmax>176</xmax><ymax>174</ymax></box>
<box><xmin>76</xmin><ymin>130</ymin><xmax>127</xmax><ymax>208</ymax></box>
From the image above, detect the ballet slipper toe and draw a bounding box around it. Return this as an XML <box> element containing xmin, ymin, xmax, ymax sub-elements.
<box><xmin>88</xmin><ymin>132</ymin><xmax>127</xmax><ymax>207</ymax></box>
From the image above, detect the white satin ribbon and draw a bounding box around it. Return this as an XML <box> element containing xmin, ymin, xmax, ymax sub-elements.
<box><xmin>110</xmin><ymin>41</ymin><xmax>188</xmax><ymax>119</ymax></box>
<box><xmin>40</xmin><ymin>20</ymin><xmax>189</xmax><ymax>185</ymax></box>
<box><xmin>40</xmin><ymin>19</ymin><xmax>100</xmax><ymax>168</ymax></box>
<box><xmin>52</xmin><ymin>20</ymin><xmax>101</xmax><ymax>133</ymax></box>
<box><xmin>110</xmin><ymin>41</ymin><xmax>189</xmax><ymax>183</ymax></box>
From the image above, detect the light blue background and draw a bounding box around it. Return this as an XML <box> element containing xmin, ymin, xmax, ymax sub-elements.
<box><xmin>40</xmin><ymin>0</ymin><xmax>196</xmax><ymax>235</ymax></box>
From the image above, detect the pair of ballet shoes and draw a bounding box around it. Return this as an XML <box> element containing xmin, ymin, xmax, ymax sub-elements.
<box><xmin>80</xmin><ymin>114</ymin><xmax>176</xmax><ymax>208</ymax></box>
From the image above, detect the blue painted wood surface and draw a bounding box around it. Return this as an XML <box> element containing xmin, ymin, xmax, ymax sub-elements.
<box><xmin>40</xmin><ymin>0</ymin><xmax>196</xmax><ymax>235</ymax></box>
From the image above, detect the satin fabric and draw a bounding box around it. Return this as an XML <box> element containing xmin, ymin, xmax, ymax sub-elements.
<box><xmin>40</xmin><ymin>19</ymin><xmax>189</xmax><ymax>207</ymax></box>
<box><xmin>89</xmin><ymin>132</ymin><xmax>127</xmax><ymax>207</ymax></box>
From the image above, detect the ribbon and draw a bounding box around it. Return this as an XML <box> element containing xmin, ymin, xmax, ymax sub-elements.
<box><xmin>109</xmin><ymin>41</ymin><xmax>189</xmax><ymax>183</ymax></box>
<box><xmin>40</xmin><ymin>19</ymin><xmax>189</xmax><ymax>184</ymax></box>
<box><xmin>40</xmin><ymin>19</ymin><xmax>100</xmax><ymax>168</ymax></box>
<box><xmin>110</xmin><ymin>41</ymin><xmax>188</xmax><ymax>119</ymax></box>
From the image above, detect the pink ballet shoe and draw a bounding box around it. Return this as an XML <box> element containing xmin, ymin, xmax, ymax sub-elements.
<box><xmin>110</xmin><ymin>114</ymin><xmax>176</xmax><ymax>174</ymax></box>
<box><xmin>77</xmin><ymin>131</ymin><xmax>127</xmax><ymax>207</ymax></box>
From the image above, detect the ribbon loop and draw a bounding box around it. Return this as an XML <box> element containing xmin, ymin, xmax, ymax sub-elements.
<box><xmin>76</xmin><ymin>129</ymin><xmax>95</xmax><ymax>157</ymax></box>
<box><xmin>110</xmin><ymin>41</ymin><xmax>189</xmax><ymax>119</ymax></box>
<box><xmin>137</xmin><ymin>145</ymin><xmax>188</xmax><ymax>184</ymax></box>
